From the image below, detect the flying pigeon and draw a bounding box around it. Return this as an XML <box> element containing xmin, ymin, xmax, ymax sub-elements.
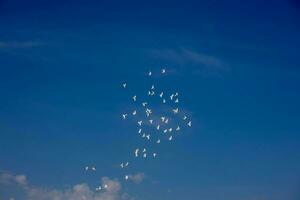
<box><xmin>133</xmin><ymin>95</ymin><xmax>137</xmax><ymax>101</ymax></box>
<box><xmin>122</xmin><ymin>114</ymin><xmax>128</xmax><ymax>119</ymax></box>
<box><xmin>156</xmin><ymin>125</ymin><xmax>160</xmax><ymax>130</ymax></box>
<box><xmin>122</xmin><ymin>83</ymin><xmax>127</xmax><ymax>88</ymax></box>
<box><xmin>188</xmin><ymin>121</ymin><xmax>192</xmax><ymax>127</ymax></box>
<box><xmin>138</xmin><ymin>121</ymin><xmax>143</xmax><ymax>126</ymax></box>
<box><xmin>170</xmin><ymin>94</ymin><xmax>174</xmax><ymax>100</ymax></box>
<box><xmin>96</xmin><ymin>186</ymin><xmax>102</xmax><ymax>191</ymax></box>
<box><xmin>165</xmin><ymin>118</ymin><xmax>169</xmax><ymax>124</ymax></box>
<box><xmin>161</xmin><ymin>68</ymin><xmax>166</xmax><ymax>74</ymax></box>
<box><xmin>159</xmin><ymin>92</ymin><xmax>164</xmax><ymax>98</ymax></box>
<box><xmin>135</xmin><ymin>148</ymin><xmax>139</xmax><ymax>157</ymax></box>
<box><xmin>132</xmin><ymin>110</ymin><xmax>137</xmax><ymax>115</ymax></box>
<box><xmin>173</xmin><ymin>108</ymin><xmax>179</xmax><ymax>114</ymax></box>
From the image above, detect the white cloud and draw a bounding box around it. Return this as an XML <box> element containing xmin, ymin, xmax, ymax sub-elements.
<box><xmin>148</xmin><ymin>47</ymin><xmax>228</xmax><ymax>70</ymax></box>
<box><xmin>0</xmin><ymin>171</ymin><xmax>130</xmax><ymax>200</ymax></box>
<box><xmin>0</xmin><ymin>172</ymin><xmax>28</xmax><ymax>186</ymax></box>
<box><xmin>15</xmin><ymin>175</ymin><xmax>27</xmax><ymax>185</ymax></box>
<box><xmin>128</xmin><ymin>173</ymin><xmax>145</xmax><ymax>184</ymax></box>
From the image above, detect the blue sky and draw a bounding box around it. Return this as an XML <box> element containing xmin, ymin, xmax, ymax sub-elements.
<box><xmin>0</xmin><ymin>0</ymin><xmax>300</xmax><ymax>199</ymax></box>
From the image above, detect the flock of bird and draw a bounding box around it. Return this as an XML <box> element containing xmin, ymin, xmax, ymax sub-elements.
<box><xmin>85</xmin><ymin>68</ymin><xmax>192</xmax><ymax>191</ymax></box>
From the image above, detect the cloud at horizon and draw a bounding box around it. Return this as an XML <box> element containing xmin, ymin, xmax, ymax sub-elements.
<box><xmin>0</xmin><ymin>171</ymin><xmax>131</xmax><ymax>200</ymax></box>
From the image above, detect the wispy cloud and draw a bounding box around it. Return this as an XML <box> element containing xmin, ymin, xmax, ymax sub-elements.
<box><xmin>127</xmin><ymin>172</ymin><xmax>145</xmax><ymax>184</ymax></box>
<box><xmin>0</xmin><ymin>171</ymin><xmax>131</xmax><ymax>200</ymax></box>
<box><xmin>147</xmin><ymin>47</ymin><xmax>229</xmax><ymax>73</ymax></box>
<box><xmin>0</xmin><ymin>172</ymin><xmax>28</xmax><ymax>186</ymax></box>
<box><xmin>0</xmin><ymin>41</ymin><xmax>45</xmax><ymax>49</ymax></box>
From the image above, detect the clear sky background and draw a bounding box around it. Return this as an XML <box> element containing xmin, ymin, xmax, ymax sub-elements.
<box><xmin>0</xmin><ymin>0</ymin><xmax>300</xmax><ymax>200</ymax></box>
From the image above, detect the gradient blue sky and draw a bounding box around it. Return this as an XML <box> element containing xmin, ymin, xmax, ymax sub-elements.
<box><xmin>0</xmin><ymin>0</ymin><xmax>300</xmax><ymax>200</ymax></box>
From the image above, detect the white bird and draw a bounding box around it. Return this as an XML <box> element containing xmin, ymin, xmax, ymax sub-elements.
<box><xmin>125</xmin><ymin>162</ymin><xmax>129</xmax><ymax>167</ymax></box>
<box><xmin>148</xmin><ymin>71</ymin><xmax>152</xmax><ymax>76</ymax></box>
<box><xmin>142</xmin><ymin>133</ymin><xmax>146</xmax><ymax>138</ymax></box>
<box><xmin>175</xmin><ymin>92</ymin><xmax>179</xmax><ymax>96</ymax></box>
<box><xmin>142</xmin><ymin>102</ymin><xmax>147</xmax><ymax>107</ymax></box>
<box><xmin>153</xmin><ymin>153</ymin><xmax>157</xmax><ymax>158</ymax></box>
<box><xmin>146</xmin><ymin>134</ymin><xmax>150</xmax><ymax>140</ymax></box>
<box><xmin>122</xmin><ymin>83</ymin><xmax>127</xmax><ymax>88</ymax></box>
<box><xmin>85</xmin><ymin>166</ymin><xmax>89</xmax><ymax>171</ymax></box>
<box><xmin>96</xmin><ymin>186</ymin><xmax>102</xmax><ymax>191</ymax></box>
<box><xmin>91</xmin><ymin>167</ymin><xmax>96</xmax><ymax>171</ymax></box>
<box><xmin>137</xmin><ymin>121</ymin><xmax>143</xmax><ymax>126</ymax></box>
<box><xmin>156</xmin><ymin>125</ymin><xmax>160</xmax><ymax>130</ymax></box>
<box><xmin>175</xmin><ymin>98</ymin><xmax>179</xmax><ymax>103</ymax></box>
<box><xmin>150</xmin><ymin>91</ymin><xmax>155</xmax><ymax>96</ymax></box>
<box><xmin>149</xmin><ymin>119</ymin><xmax>153</xmax><ymax>124</ymax></box>
<box><xmin>148</xmin><ymin>91</ymin><xmax>151</xmax><ymax>96</ymax></box>
<box><xmin>132</xmin><ymin>110</ymin><xmax>137</xmax><ymax>115</ymax></box>
<box><xmin>156</xmin><ymin>139</ymin><xmax>161</xmax><ymax>144</ymax></box>
<box><xmin>170</xmin><ymin>94</ymin><xmax>174</xmax><ymax>100</ymax></box>
<box><xmin>146</xmin><ymin>108</ymin><xmax>152</xmax><ymax>114</ymax></box>
<box><xmin>143</xmin><ymin>153</ymin><xmax>147</xmax><ymax>158</ymax></box>
<box><xmin>120</xmin><ymin>163</ymin><xmax>124</xmax><ymax>168</ymax></box>
<box><xmin>159</xmin><ymin>92</ymin><xmax>164</xmax><ymax>98</ymax></box>
<box><xmin>173</xmin><ymin>108</ymin><xmax>179</xmax><ymax>114</ymax></box>
<box><xmin>122</xmin><ymin>114</ymin><xmax>128</xmax><ymax>119</ymax></box>
<box><xmin>169</xmin><ymin>136</ymin><xmax>173</xmax><ymax>141</ymax></box>
<box><xmin>134</xmin><ymin>148</ymin><xmax>139</xmax><ymax>157</ymax></box>
<box><xmin>143</xmin><ymin>148</ymin><xmax>147</xmax><ymax>153</ymax></box>
<box><xmin>163</xmin><ymin>99</ymin><xmax>166</xmax><ymax>103</ymax></box>
<box><xmin>183</xmin><ymin>116</ymin><xmax>187</xmax><ymax>120</ymax></box>
<box><xmin>151</xmin><ymin>85</ymin><xmax>155</xmax><ymax>90</ymax></box>
<box><xmin>138</xmin><ymin>128</ymin><xmax>142</xmax><ymax>134</ymax></box>
<box><xmin>133</xmin><ymin>95</ymin><xmax>137</xmax><ymax>101</ymax></box>
<box><xmin>161</xmin><ymin>68</ymin><xmax>166</xmax><ymax>74</ymax></box>
<box><xmin>163</xmin><ymin>129</ymin><xmax>168</xmax><ymax>133</ymax></box>
<box><xmin>176</xmin><ymin>126</ymin><xmax>180</xmax><ymax>131</ymax></box>
<box><xmin>188</xmin><ymin>121</ymin><xmax>192</xmax><ymax>127</ymax></box>
<box><xmin>161</xmin><ymin>117</ymin><xmax>165</xmax><ymax>122</ymax></box>
<box><xmin>168</xmin><ymin>128</ymin><xmax>173</xmax><ymax>132</ymax></box>
<box><xmin>125</xmin><ymin>175</ymin><xmax>129</xmax><ymax>180</ymax></box>
<box><xmin>165</xmin><ymin>118</ymin><xmax>169</xmax><ymax>124</ymax></box>
<box><xmin>104</xmin><ymin>184</ymin><xmax>108</xmax><ymax>189</ymax></box>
